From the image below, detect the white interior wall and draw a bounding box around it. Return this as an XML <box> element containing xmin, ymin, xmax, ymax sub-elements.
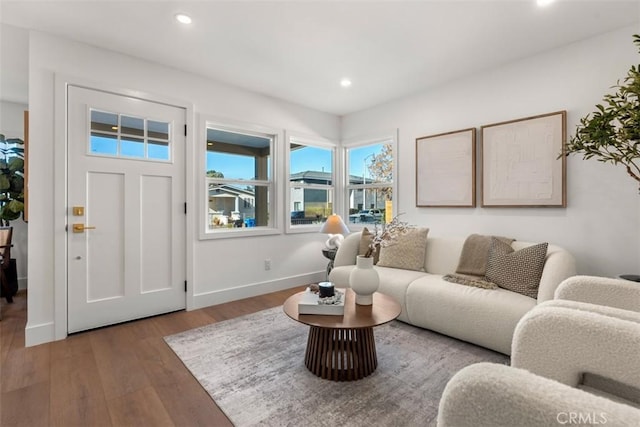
<box><xmin>24</xmin><ymin>23</ymin><xmax>640</xmax><ymax>346</ymax></box>
<box><xmin>342</xmin><ymin>25</ymin><xmax>640</xmax><ymax>277</ymax></box>
<box><xmin>0</xmin><ymin>100</ymin><xmax>28</xmax><ymax>289</ymax></box>
<box><xmin>27</xmin><ymin>30</ymin><xmax>339</xmax><ymax>345</ymax></box>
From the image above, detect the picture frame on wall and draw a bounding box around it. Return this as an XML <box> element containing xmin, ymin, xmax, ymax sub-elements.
<box><xmin>416</xmin><ymin>128</ymin><xmax>476</xmax><ymax>207</ymax></box>
<box><xmin>481</xmin><ymin>110</ymin><xmax>566</xmax><ymax>207</ymax></box>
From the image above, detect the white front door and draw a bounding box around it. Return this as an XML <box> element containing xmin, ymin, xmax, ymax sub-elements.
<box><xmin>67</xmin><ymin>86</ymin><xmax>186</xmax><ymax>333</ymax></box>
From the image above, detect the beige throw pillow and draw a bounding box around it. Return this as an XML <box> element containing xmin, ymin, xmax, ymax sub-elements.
<box><xmin>456</xmin><ymin>234</ymin><xmax>515</xmax><ymax>277</ymax></box>
<box><xmin>485</xmin><ymin>238</ymin><xmax>548</xmax><ymax>299</ymax></box>
<box><xmin>377</xmin><ymin>227</ymin><xmax>429</xmax><ymax>271</ymax></box>
<box><xmin>358</xmin><ymin>227</ymin><xmax>380</xmax><ymax>265</ymax></box>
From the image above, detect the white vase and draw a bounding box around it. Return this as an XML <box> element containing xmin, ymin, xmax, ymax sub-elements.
<box><xmin>349</xmin><ymin>255</ymin><xmax>380</xmax><ymax>305</ymax></box>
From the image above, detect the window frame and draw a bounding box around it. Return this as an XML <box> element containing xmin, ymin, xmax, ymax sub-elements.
<box><xmin>285</xmin><ymin>132</ymin><xmax>337</xmax><ymax>234</ymax></box>
<box><xmin>199</xmin><ymin>115</ymin><xmax>282</xmax><ymax>240</ymax></box>
<box><xmin>342</xmin><ymin>131</ymin><xmax>398</xmax><ymax>229</ymax></box>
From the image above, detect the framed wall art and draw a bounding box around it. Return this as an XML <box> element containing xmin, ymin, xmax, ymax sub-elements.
<box><xmin>481</xmin><ymin>110</ymin><xmax>566</xmax><ymax>207</ymax></box>
<box><xmin>416</xmin><ymin>128</ymin><xmax>475</xmax><ymax>207</ymax></box>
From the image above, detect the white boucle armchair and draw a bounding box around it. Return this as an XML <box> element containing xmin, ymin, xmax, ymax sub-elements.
<box><xmin>438</xmin><ymin>292</ymin><xmax>640</xmax><ymax>427</ymax></box>
<box><xmin>437</xmin><ymin>363</ymin><xmax>640</xmax><ymax>427</ymax></box>
<box><xmin>554</xmin><ymin>275</ymin><xmax>640</xmax><ymax>312</ymax></box>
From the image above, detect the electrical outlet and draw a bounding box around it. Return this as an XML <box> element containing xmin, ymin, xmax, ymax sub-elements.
<box><xmin>264</xmin><ymin>259</ymin><xmax>271</xmax><ymax>270</ymax></box>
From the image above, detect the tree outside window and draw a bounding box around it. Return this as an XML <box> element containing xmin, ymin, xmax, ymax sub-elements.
<box><xmin>346</xmin><ymin>139</ymin><xmax>395</xmax><ymax>225</ymax></box>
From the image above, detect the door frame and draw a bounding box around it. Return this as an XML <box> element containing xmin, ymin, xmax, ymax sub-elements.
<box><xmin>53</xmin><ymin>74</ymin><xmax>195</xmax><ymax>340</ymax></box>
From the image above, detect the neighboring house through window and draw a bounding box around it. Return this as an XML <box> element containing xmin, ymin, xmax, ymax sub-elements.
<box><xmin>344</xmin><ymin>133</ymin><xmax>397</xmax><ymax>226</ymax></box>
<box><xmin>203</xmin><ymin>120</ymin><xmax>276</xmax><ymax>236</ymax></box>
<box><xmin>287</xmin><ymin>134</ymin><xmax>336</xmax><ymax>232</ymax></box>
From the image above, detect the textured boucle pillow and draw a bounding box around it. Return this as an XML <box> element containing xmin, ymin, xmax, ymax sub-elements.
<box><xmin>358</xmin><ymin>227</ymin><xmax>380</xmax><ymax>265</ymax></box>
<box><xmin>485</xmin><ymin>237</ymin><xmax>548</xmax><ymax>299</ymax></box>
<box><xmin>376</xmin><ymin>227</ymin><xmax>429</xmax><ymax>271</ymax></box>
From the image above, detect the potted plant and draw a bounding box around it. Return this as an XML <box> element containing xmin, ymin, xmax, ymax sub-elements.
<box><xmin>0</xmin><ymin>135</ymin><xmax>25</xmax><ymax>224</ymax></box>
<box><xmin>0</xmin><ymin>134</ymin><xmax>24</xmax><ymax>301</ymax></box>
<box><xmin>563</xmin><ymin>34</ymin><xmax>640</xmax><ymax>193</ymax></box>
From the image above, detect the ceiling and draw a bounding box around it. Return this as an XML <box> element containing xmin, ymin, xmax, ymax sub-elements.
<box><xmin>1</xmin><ymin>1</ymin><xmax>639</xmax><ymax>116</ymax></box>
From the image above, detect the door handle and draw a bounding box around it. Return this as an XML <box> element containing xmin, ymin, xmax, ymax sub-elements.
<box><xmin>73</xmin><ymin>223</ymin><xmax>97</xmax><ymax>233</ymax></box>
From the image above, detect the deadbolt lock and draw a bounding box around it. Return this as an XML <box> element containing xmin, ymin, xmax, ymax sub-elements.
<box><xmin>73</xmin><ymin>206</ymin><xmax>85</xmax><ymax>216</ymax></box>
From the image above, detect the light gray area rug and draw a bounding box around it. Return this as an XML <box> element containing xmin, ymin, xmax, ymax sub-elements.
<box><xmin>165</xmin><ymin>307</ymin><xmax>508</xmax><ymax>426</ymax></box>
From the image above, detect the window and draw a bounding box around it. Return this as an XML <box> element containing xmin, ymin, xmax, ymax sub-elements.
<box><xmin>345</xmin><ymin>135</ymin><xmax>396</xmax><ymax>226</ymax></box>
<box><xmin>204</xmin><ymin>123</ymin><xmax>276</xmax><ymax>235</ymax></box>
<box><xmin>90</xmin><ymin>109</ymin><xmax>171</xmax><ymax>161</ymax></box>
<box><xmin>287</xmin><ymin>134</ymin><xmax>335</xmax><ymax>232</ymax></box>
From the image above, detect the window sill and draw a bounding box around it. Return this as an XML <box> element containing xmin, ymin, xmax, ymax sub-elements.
<box><xmin>199</xmin><ymin>226</ymin><xmax>281</xmax><ymax>240</ymax></box>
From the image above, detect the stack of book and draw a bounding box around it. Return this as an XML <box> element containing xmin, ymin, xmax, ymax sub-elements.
<box><xmin>298</xmin><ymin>287</ymin><xmax>345</xmax><ymax>316</ymax></box>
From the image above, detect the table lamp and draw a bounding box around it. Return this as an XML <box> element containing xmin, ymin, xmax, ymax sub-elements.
<box><xmin>319</xmin><ymin>214</ymin><xmax>350</xmax><ymax>249</ymax></box>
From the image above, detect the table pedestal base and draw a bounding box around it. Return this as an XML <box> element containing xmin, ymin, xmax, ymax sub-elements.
<box><xmin>304</xmin><ymin>326</ymin><xmax>377</xmax><ymax>381</ymax></box>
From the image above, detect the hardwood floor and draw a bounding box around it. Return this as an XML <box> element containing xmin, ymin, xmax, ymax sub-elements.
<box><xmin>0</xmin><ymin>286</ymin><xmax>307</xmax><ymax>426</ymax></box>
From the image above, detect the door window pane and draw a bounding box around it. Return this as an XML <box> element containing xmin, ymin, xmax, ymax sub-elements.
<box><xmin>121</xmin><ymin>137</ymin><xmax>145</xmax><ymax>158</ymax></box>
<box><xmin>121</xmin><ymin>115</ymin><xmax>144</xmax><ymax>137</ymax></box>
<box><xmin>91</xmin><ymin>110</ymin><xmax>118</xmax><ymax>133</ymax></box>
<box><xmin>148</xmin><ymin>120</ymin><xmax>169</xmax><ymax>140</ymax></box>
<box><xmin>148</xmin><ymin>140</ymin><xmax>170</xmax><ymax>160</ymax></box>
<box><xmin>90</xmin><ymin>133</ymin><xmax>118</xmax><ymax>155</ymax></box>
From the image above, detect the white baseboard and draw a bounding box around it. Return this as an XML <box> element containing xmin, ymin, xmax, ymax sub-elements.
<box><xmin>25</xmin><ymin>321</ymin><xmax>55</xmax><ymax>347</ymax></box>
<box><xmin>192</xmin><ymin>271</ymin><xmax>325</xmax><ymax>310</ymax></box>
<box><xmin>23</xmin><ymin>272</ymin><xmax>325</xmax><ymax>345</ymax></box>
<box><xmin>18</xmin><ymin>277</ymin><xmax>27</xmax><ymax>290</ymax></box>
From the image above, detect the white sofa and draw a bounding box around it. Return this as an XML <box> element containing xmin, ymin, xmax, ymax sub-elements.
<box><xmin>329</xmin><ymin>232</ymin><xmax>576</xmax><ymax>355</ymax></box>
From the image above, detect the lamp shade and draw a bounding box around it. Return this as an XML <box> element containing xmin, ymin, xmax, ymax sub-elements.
<box><xmin>319</xmin><ymin>214</ymin><xmax>350</xmax><ymax>235</ymax></box>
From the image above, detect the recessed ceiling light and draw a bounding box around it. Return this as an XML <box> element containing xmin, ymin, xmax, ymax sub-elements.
<box><xmin>340</xmin><ymin>78</ymin><xmax>352</xmax><ymax>88</ymax></box>
<box><xmin>537</xmin><ymin>0</ymin><xmax>555</xmax><ymax>7</ymax></box>
<box><xmin>175</xmin><ymin>13</ymin><xmax>192</xmax><ymax>24</ymax></box>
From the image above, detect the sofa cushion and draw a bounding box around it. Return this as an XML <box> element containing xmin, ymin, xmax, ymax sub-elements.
<box><xmin>406</xmin><ymin>274</ymin><xmax>536</xmax><ymax>355</ymax></box>
<box><xmin>377</xmin><ymin>227</ymin><xmax>429</xmax><ymax>271</ymax></box>
<box><xmin>485</xmin><ymin>238</ymin><xmax>549</xmax><ymax>299</ymax></box>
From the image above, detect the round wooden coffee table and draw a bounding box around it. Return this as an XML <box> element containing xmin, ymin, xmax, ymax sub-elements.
<box><xmin>283</xmin><ymin>288</ymin><xmax>401</xmax><ymax>381</ymax></box>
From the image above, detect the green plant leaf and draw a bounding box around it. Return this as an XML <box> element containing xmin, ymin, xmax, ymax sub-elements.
<box><xmin>0</xmin><ymin>175</ymin><xmax>10</xmax><ymax>191</ymax></box>
<box><xmin>7</xmin><ymin>157</ymin><xmax>23</xmax><ymax>173</ymax></box>
<box><xmin>9</xmin><ymin>175</ymin><xmax>24</xmax><ymax>193</ymax></box>
<box><xmin>0</xmin><ymin>206</ymin><xmax>21</xmax><ymax>221</ymax></box>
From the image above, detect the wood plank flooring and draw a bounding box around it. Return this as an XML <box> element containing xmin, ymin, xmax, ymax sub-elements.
<box><xmin>0</xmin><ymin>286</ymin><xmax>307</xmax><ymax>426</ymax></box>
